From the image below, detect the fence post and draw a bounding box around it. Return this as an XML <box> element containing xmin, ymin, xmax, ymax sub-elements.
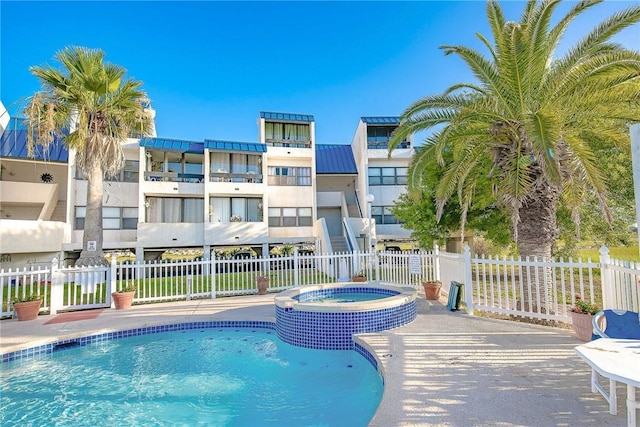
<box><xmin>293</xmin><ymin>248</ymin><xmax>300</xmax><ymax>287</ymax></box>
<box><xmin>599</xmin><ymin>246</ymin><xmax>612</xmax><ymax>309</ymax></box>
<box><xmin>210</xmin><ymin>251</ymin><xmax>217</xmax><ymax>299</ymax></box>
<box><xmin>463</xmin><ymin>245</ymin><xmax>474</xmax><ymax>315</ymax></box>
<box><xmin>109</xmin><ymin>257</ymin><xmax>117</xmax><ymax>308</ymax></box>
<box><xmin>49</xmin><ymin>258</ymin><xmax>63</xmax><ymax>315</ymax></box>
<box><xmin>433</xmin><ymin>244</ymin><xmax>441</xmax><ymax>282</ymax></box>
<box><xmin>203</xmin><ymin>245</ymin><xmax>211</xmax><ymax>282</ymax></box>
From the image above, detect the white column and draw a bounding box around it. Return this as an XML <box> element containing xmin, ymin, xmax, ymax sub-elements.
<box><xmin>366</xmin><ymin>194</ymin><xmax>375</xmax><ymax>253</ymax></box>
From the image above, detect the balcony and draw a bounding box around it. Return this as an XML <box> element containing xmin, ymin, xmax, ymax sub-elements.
<box><xmin>0</xmin><ymin>181</ymin><xmax>61</xmax><ymax>221</ymax></box>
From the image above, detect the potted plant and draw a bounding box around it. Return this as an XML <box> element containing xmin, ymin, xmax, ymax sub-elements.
<box><xmin>256</xmin><ymin>275</ymin><xmax>269</xmax><ymax>295</ymax></box>
<box><xmin>422</xmin><ymin>280</ymin><xmax>442</xmax><ymax>300</ymax></box>
<box><xmin>12</xmin><ymin>294</ymin><xmax>43</xmax><ymax>321</ymax></box>
<box><xmin>112</xmin><ymin>285</ymin><xmax>136</xmax><ymax>310</ymax></box>
<box><xmin>570</xmin><ymin>295</ymin><xmax>599</xmax><ymax>341</ymax></box>
<box><xmin>351</xmin><ymin>271</ymin><xmax>367</xmax><ymax>282</ymax></box>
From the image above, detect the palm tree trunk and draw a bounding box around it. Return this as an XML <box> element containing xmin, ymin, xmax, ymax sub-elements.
<box><xmin>75</xmin><ymin>164</ymin><xmax>108</xmax><ymax>266</ymax></box>
<box><xmin>516</xmin><ymin>185</ymin><xmax>560</xmax><ymax>314</ymax></box>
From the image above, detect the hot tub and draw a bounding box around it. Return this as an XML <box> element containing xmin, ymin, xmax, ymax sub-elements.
<box><xmin>274</xmin><ymin>282</ymin><xmax>417</xmax><ymax>349</ymax></box>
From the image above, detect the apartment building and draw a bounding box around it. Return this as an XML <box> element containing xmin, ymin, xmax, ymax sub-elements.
<box><xmin>0</xmin><ymin>103</ymin><xmax>414</xmax><ymax>269</ymax></box>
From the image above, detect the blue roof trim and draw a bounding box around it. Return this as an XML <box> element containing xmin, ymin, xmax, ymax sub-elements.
<box><xmin>204</xmin><ymin>140</ymin><xmax>267</xmax><ymax>153</ymax></box>
<box><xmin>0</xmin><ymin>118</ymin><xmax>69</xmax><ymax>162</ymax></box>
<box><xmin>260</xmin><ymin>111</ymin><xmax>314</xmax><ymax>122</ymax></box>
<box><xmin>361</xmin><ymin>117</ymin><xmax>400</xmax><ymax>124</ymax></box>
<box><xmin>315</xmin><ymin>144</ymin><xmax>357</xmax><ymax>174</ymax></box>
<box><xmin>140</xmin><ymin>137</ymin><xmax>204</xmax><ymax>154</ymax></box>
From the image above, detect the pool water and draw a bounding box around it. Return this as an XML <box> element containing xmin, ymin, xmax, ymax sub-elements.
<box><xmin>299</xmin><ymin>291</ymin><xmax>390</xmax><ymax>303</ymax></box>
<box><xmin>1</xmin><ymin>328</ymin><xmax>382</xmax><ymax>426</ymax></box>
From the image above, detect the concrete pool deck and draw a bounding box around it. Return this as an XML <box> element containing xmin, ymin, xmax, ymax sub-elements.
<box><xmin>0</xmin><ymin>293</ymin><xmax>628</xmax><ymax>426</ymax></box>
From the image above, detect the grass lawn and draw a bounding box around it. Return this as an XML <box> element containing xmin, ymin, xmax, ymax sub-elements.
<box><xmin>577</xmin><ymin>246</ymin><xmax>640</xmax><ymax>262</ymax></box>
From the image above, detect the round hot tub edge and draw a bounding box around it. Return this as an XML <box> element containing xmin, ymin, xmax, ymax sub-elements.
<box><xmin>275</xmin><ymin>282</ymin><xmax>417</xmax><ymax>350</ymax></box>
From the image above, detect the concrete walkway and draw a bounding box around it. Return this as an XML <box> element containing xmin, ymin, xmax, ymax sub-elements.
<box><xmin>0</xmin><ymin>294</ymin><xmax>628</xmax><ymax>426</ymax></box>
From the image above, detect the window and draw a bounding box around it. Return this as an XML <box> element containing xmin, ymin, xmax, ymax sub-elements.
<box><xmin>77</xmin><ymin>160</ymin><xmax>139</xmax><ymax>182</ymax></box>
<box><xmin>122</xmin><ymin>160</ymin><xmax>140</xmax><ymax>182</ymax></box>
<box><xmin>210</xmin><ymin>153</ymin><xmax>262</xmax><ymax>182</ymax></box>
<box><xmin>265</xmin><ymin>122</ymin><xmax>310</xmax><ymax>142</ymax></box>
<box><xmin>146</xmin><ymin>153</ymin><xmax>204</xmax><ymax>183</ymax></box>
<box><xmin>268</xmin><ymin>207</ymin><xmax>312</xmax><ymax>227</ymax></box>
<box><xmin>366</xmin><ymin>126</ymin><xmax>409</xmax><ymax>149</ymax></box>
<box><xmin>146</xmin><ymin>198</ymin><xmax>204</xmax><ymax>223</ymax></box>
<box><xmin>122</xmin><ymin>208</ymin><xmax>138</xmax><ymax>229</ymax></box>
<box><xmin>210</xmin><ymin>197</ymin><xmax>262</xmax><ymax>223</ymax></box>
<box><xmin>368</xmin><ymin>167</ymin><xmax>408</xmax><ymax>185</ymax></box>
<box><xmin>75</xmin><ymin>207</ymin><xmax>139</xmax><ymax>229</ymax></box>
<box><xmin>371</xmin><ymin>206</ymin><xmax>401</xmax><ymax>225</ymax></box>
<box><xmin>267</xmin><ymin>167</ymin><xmax>312</xmax><ymax>186</ymax></box>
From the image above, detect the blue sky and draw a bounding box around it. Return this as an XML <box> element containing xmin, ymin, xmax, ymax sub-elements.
<box><xmin>2</xmin><ymin>1</ymin><xmax>638</xmax><ymax>145</ymax></box>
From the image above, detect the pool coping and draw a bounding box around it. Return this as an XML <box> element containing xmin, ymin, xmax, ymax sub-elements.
<box><xmin>274</xmin><ymin>281</ymin><xmax>416</xmax><ymax>312</ymax></box>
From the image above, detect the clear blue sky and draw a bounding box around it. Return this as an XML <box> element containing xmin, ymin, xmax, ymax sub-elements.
<box><xmin>2</xmin><ymin>1</ymin><xmax>638</xmax><ymax>145</ymax></box>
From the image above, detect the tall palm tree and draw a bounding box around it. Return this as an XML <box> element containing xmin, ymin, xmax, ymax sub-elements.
<box><xmin>25</xmin><ymin>46</ymin><xmax>152</xmax><ymax>266</ymax></box>
<box><xmin>390</xmin><ymin>0</ymin><xmax>640</xmax><ymax>262</ymax></box>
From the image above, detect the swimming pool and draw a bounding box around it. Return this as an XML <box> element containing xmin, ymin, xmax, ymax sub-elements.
<box><xmin>1</xmin><ymin>324</ymin><xmax>383</xmax><ymax>426</ymax></box>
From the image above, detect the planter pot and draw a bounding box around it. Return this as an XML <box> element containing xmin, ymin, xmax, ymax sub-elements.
<box><xmin>112</xmin><ymin>291</ymin><xmax>135</xmax><ymax>310</ymax></box>
<box><xmin>256</xmin><ymin>276</ymin><xmax>269</xmax><ymax>295</ymax></box>
<box><xmin>422</xmin><ymin>281</ymin><xmax>442</xmax><ymax>300</ymax></box>
<box><xmin>570</xmin><ymin>311</ymin><xmax>594</xmax><ymax>341</ymax></box>
<box><xmin>351</xmin><ymin>276</ymin><xmax>367</xmax><ymax>283</ymax></box>
<box><xmin>13</xmin><ymin>299</ymin><xmax>42</xmax><ymax>321</ymax></box>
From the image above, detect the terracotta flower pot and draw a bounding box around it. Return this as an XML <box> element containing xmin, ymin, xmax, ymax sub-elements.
<box><xmin>112</xmin><ymin>291</ymin><xmax>135</xmax><ymax>310</ymax></box>
<box><xmin>422</xmin><ymin>281</ymin><xmax>442</xmax><ymax>300</ymax></box>
<box><xmin>570</xmin><ymin>311</ymin><xmax>594</xmax><ymax>341</ymax></box>
<box><xmin>352</xmin><ymin>276</ymin><xmax>367</xmax><ymax>283</ymax></box>
<box><xmin>256</xmin><ymin>276</ymin><xmax>269</xmax><ymax>295</ymax></box>
<box><xmin>13</xmin><ymin>299</ymin><xmax>42</xmax><ymax>321</ymax></box>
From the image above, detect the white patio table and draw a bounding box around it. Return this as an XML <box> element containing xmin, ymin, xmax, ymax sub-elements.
<box><xmin>575</xmin><ymin>338</ymin><xmax>640</xmax><ymax>427</ymax></box>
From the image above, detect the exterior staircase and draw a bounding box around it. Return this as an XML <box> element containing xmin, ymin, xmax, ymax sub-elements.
<box><xmin>347</xmin><ymin>203</ymin><xmax>361</xmax><ymax>218</ymax></box>
<box><xmin>49</xmin><ymin>201</ymin><xmax>66</xmax><ymax>222</ymax></box>
<box><xmin>330</xmin><ymin>236</ymin><xmax>349</xmax><ymax>253</ymax></box>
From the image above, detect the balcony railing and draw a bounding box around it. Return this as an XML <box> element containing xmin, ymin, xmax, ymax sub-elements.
<box><xmin>145</xmin><ymin>172</ymin><xmax>204</xmax><ymax>183</ymax></box>
<box><xmin>367</xmin><ymin>139</ymin><xmax>409</xmax><ymax>149</ymax></box>
<box><xmin>266</xmin><ymin>139</ymin><xmax>312</xmax><ymax>149</ymax></box>
<box><xmin>210</xmin><ymin>171</ymin><xmax>263</xmax><ymax>183</ymax></box>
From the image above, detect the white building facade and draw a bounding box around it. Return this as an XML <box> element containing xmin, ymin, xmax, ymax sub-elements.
<box><xmin>0</xmin><ymin>106</ymin><xmax>414</xmax><ymax>268</ymax></box>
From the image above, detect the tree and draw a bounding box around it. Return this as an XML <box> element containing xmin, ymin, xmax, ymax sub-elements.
<box><xmin>25</xmin><ymin>46</ymin><xmax>152</xmax><ymax>266</ymax></box>
<box><xmin>390</xmin><ymin>0</ymin><xmax>640</xmax><ymax>261</ymax></box>
<box><xmin>391</xmin><ymin>147</ymin><xmax>511</xmax><ymax>250</ymax></box>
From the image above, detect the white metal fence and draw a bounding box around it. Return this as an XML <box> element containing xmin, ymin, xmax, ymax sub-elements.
<box><xmin>1</xmin><ymin>247</ymin><xmax>638</xmax><ymax>322</ymax></box>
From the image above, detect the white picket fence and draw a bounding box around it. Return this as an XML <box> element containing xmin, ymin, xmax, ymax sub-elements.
<box><xmin>1</xmin><ymin>247</ymin><xmax>638</xmax><ymax>323</ymax></box>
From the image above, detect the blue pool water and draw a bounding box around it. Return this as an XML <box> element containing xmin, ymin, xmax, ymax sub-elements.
<box><xmin>294</xmin><ymin>287</ymin><xmax>399</xmax><ymax>304</ymax></box>
<box><xmin>299</xmin><ymin>291</ymin><xmax>389</xmax><ymax>303</ymax></box>
<box><xmin>1</xmin><ymin>327</ymin><xmax>383</xmax><ymax>426</ymax></box>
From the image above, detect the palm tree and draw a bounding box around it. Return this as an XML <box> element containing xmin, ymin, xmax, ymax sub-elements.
<box><xmin>25</xmin><ymin>46</ymin><xmax>152</xmax><ymax>266</ymax></box>
<box><xmin>390</xmin><ymin>0</ymin><xmax>640</xmax><ymax>262</ymax></box>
